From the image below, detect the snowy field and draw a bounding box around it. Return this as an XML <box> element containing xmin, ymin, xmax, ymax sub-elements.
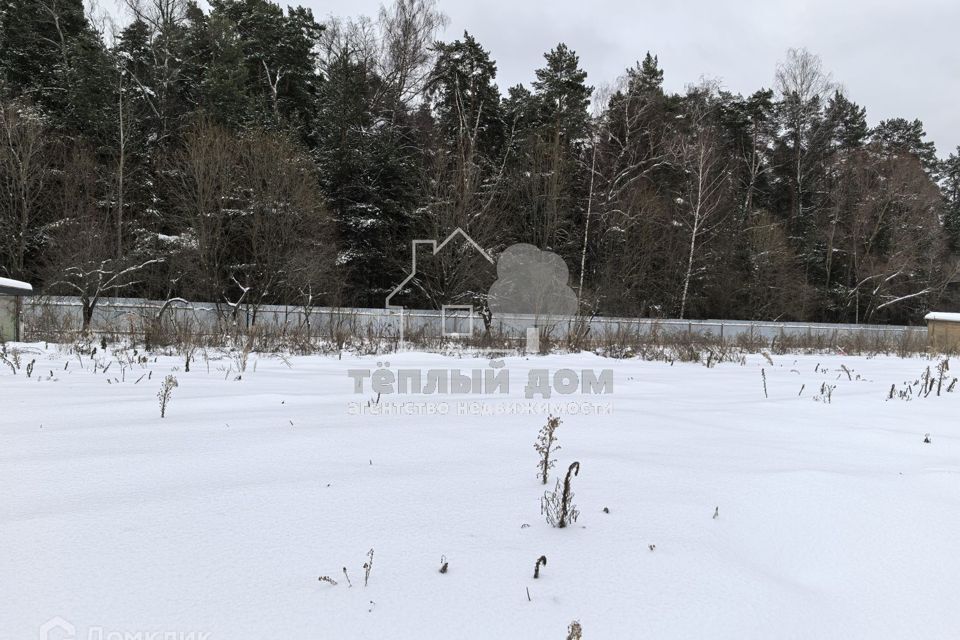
<box><xmin>2</xmin><ymin>344</ymin><xmax>960</xmax><ymax>639</ymax></box>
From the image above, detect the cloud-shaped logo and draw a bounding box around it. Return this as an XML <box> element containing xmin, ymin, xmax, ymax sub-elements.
<box><xmin>487</xmin><ymin>244</ymin><xmax>578</xmax><ymax>322</ymax></box>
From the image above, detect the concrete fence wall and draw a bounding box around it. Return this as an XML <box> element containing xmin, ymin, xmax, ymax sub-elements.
<box><xmin>20</xmin><ymin>296</ymin><xmax>929</xmax><ymax>344</ymax></box>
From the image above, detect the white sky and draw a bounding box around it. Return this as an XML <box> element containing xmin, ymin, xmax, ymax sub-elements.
<box><xmin>306</xmin><ymin>0</ymin><xmax>960</xmax><ymax>156</ymax></box>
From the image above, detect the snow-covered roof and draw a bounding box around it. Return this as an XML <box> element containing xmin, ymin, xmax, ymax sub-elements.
<box><xmin>0</xmin><ymin>277</ymin><xmax>33</xmax><ymax>296</ymax></box>
<box><xmin>924</xmin><ymin>312</ymin><xmax>960</xmax><ymax>322</ymax></box>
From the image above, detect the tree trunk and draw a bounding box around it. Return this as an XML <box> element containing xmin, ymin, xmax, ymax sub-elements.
<box><xmin>81</xmin><ymin>298</ymin><xmax>94</xmax><ymax>332</ymax></box>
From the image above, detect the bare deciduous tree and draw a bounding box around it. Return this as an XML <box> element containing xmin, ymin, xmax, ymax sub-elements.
<box><xmin>169</xmin><ymin>119</ymin><xmax>334</xmax><ymax>329</ymax></box>
<box><xmin>833</xmin><ymin>151</ymin><xmax>956</xmax><ymax>322</ymax></box>
<box><xmin>377</xmin><ymin>0</ymin><xmax>447</xmax><ymax>110</ymax></box>
<box><xmin>44</xmin><ymin>146</ymin><xmax>162</xmax><ymax>330</ymax></box>
<box><xmin>318</xmin><ymin>0</ymin><xmax>446</xmax><ymax>114</ymax></box>
<box><xmin>0</xmin><ymin>102</ymin><xmax>56</xmax><ymax>280</ymax></box>
<box><xmin>233</xmin><ymin>130</ymin><xmax>333</xmax><ymax>323</ymax></box>
<box><xmin>169</xmin><ymin>118</ymin><xmax>236</xmax><ymax>307</ymax></box>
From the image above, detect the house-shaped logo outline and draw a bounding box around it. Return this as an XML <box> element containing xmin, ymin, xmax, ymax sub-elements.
<box><xmin>385</xmin><ymin>228</ymin><xmax>495</xmax><ymax>344</ymax></box>
<box><xmin>39</xmin><ymin>616</ymin><xmax>75</xmax><ymax>640</ymax></box>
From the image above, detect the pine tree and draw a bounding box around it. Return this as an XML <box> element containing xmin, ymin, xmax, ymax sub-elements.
<box><xmin>871</xmin><ymin>117</ymin><xmax>939</xmax><ymax>176</ymax></box>
<box><xmin>202</xmin><ymin>0</ymin><xmax>322</xmax><ymax>136</ymax></box>
<box><xmin>498</xmin><ymin>84</ymin><xmax>539</xmax><ymax>244</ymax></box>
<box><xmin>424</xmin><ymin>31</ymin><xmax>504</xmax><ymax>229</ymax></box>
<box><xmin>533</xmin><ymin>44</ymin><xmax>592</xmax><ymax>142</ymax></box>
<box><xmin>529</xmin><ymin>43</ymin><xmax>592</xmax><ymax>251</ymax></box>
<box><xmin>426</xmin><ymin>32</ymin><xmax>503</xmax><ymax>158</ymax></box>
<box><xmin>719</xmin><ymin>88</ymin><xmax>776</xmax><ymax>218</ymax></box>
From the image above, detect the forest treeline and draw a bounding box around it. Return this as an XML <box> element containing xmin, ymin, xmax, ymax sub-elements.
<box><xmin>2</xmin><ymin>0</ymin><xmax>960</xmax><ymax>327</ymax></box>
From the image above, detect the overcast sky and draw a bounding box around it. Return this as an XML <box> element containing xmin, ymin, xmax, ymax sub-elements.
<box><xmin>302</xmin><ymin>0</ymin><xmax>959</xmax><ymax>156</ymax></box>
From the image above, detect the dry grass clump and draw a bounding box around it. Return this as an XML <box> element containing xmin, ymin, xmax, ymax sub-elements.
<box><xmin>542</xmin><ymin>462</ymin><xmax>581</xmax><ymax>528</ymax></box>
<box><xmin>535</xmin><ymin>416</ymin><xmax>562</xmax><ymax>485</ymax></box>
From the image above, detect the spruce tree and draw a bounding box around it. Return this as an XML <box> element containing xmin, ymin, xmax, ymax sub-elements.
<box><xmin>315</xmin><ymin>48</ymin><xmax>418</xmax><ymax>305</ymax></box>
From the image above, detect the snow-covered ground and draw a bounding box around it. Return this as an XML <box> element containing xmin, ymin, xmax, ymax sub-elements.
<box><xmin>2</xmin><ymin>344</ymin><xmax>959</xmax><ymax>639</ymax></box>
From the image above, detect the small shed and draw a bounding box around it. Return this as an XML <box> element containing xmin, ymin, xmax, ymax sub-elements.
<box><xmin>0</xmin><ymin>277</ymin><xmax>33</xmax><ymax>342</ymax></box>
<box><xmin>925</xmin><ymin>312</ymin><xmax>960</xmax><ymax>352</ymax></box>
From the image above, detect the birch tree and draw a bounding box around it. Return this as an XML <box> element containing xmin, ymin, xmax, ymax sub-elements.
<box><xmin>673</xmin><ymin>89</ymin><xmax>730</xmax><ymax>319</ymax></box>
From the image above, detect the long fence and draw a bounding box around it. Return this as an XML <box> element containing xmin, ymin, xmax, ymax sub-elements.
<box><xmin>21</xmin><ymin>296</ymin><xmax>929</xmax><ymax>345</ymax></box>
